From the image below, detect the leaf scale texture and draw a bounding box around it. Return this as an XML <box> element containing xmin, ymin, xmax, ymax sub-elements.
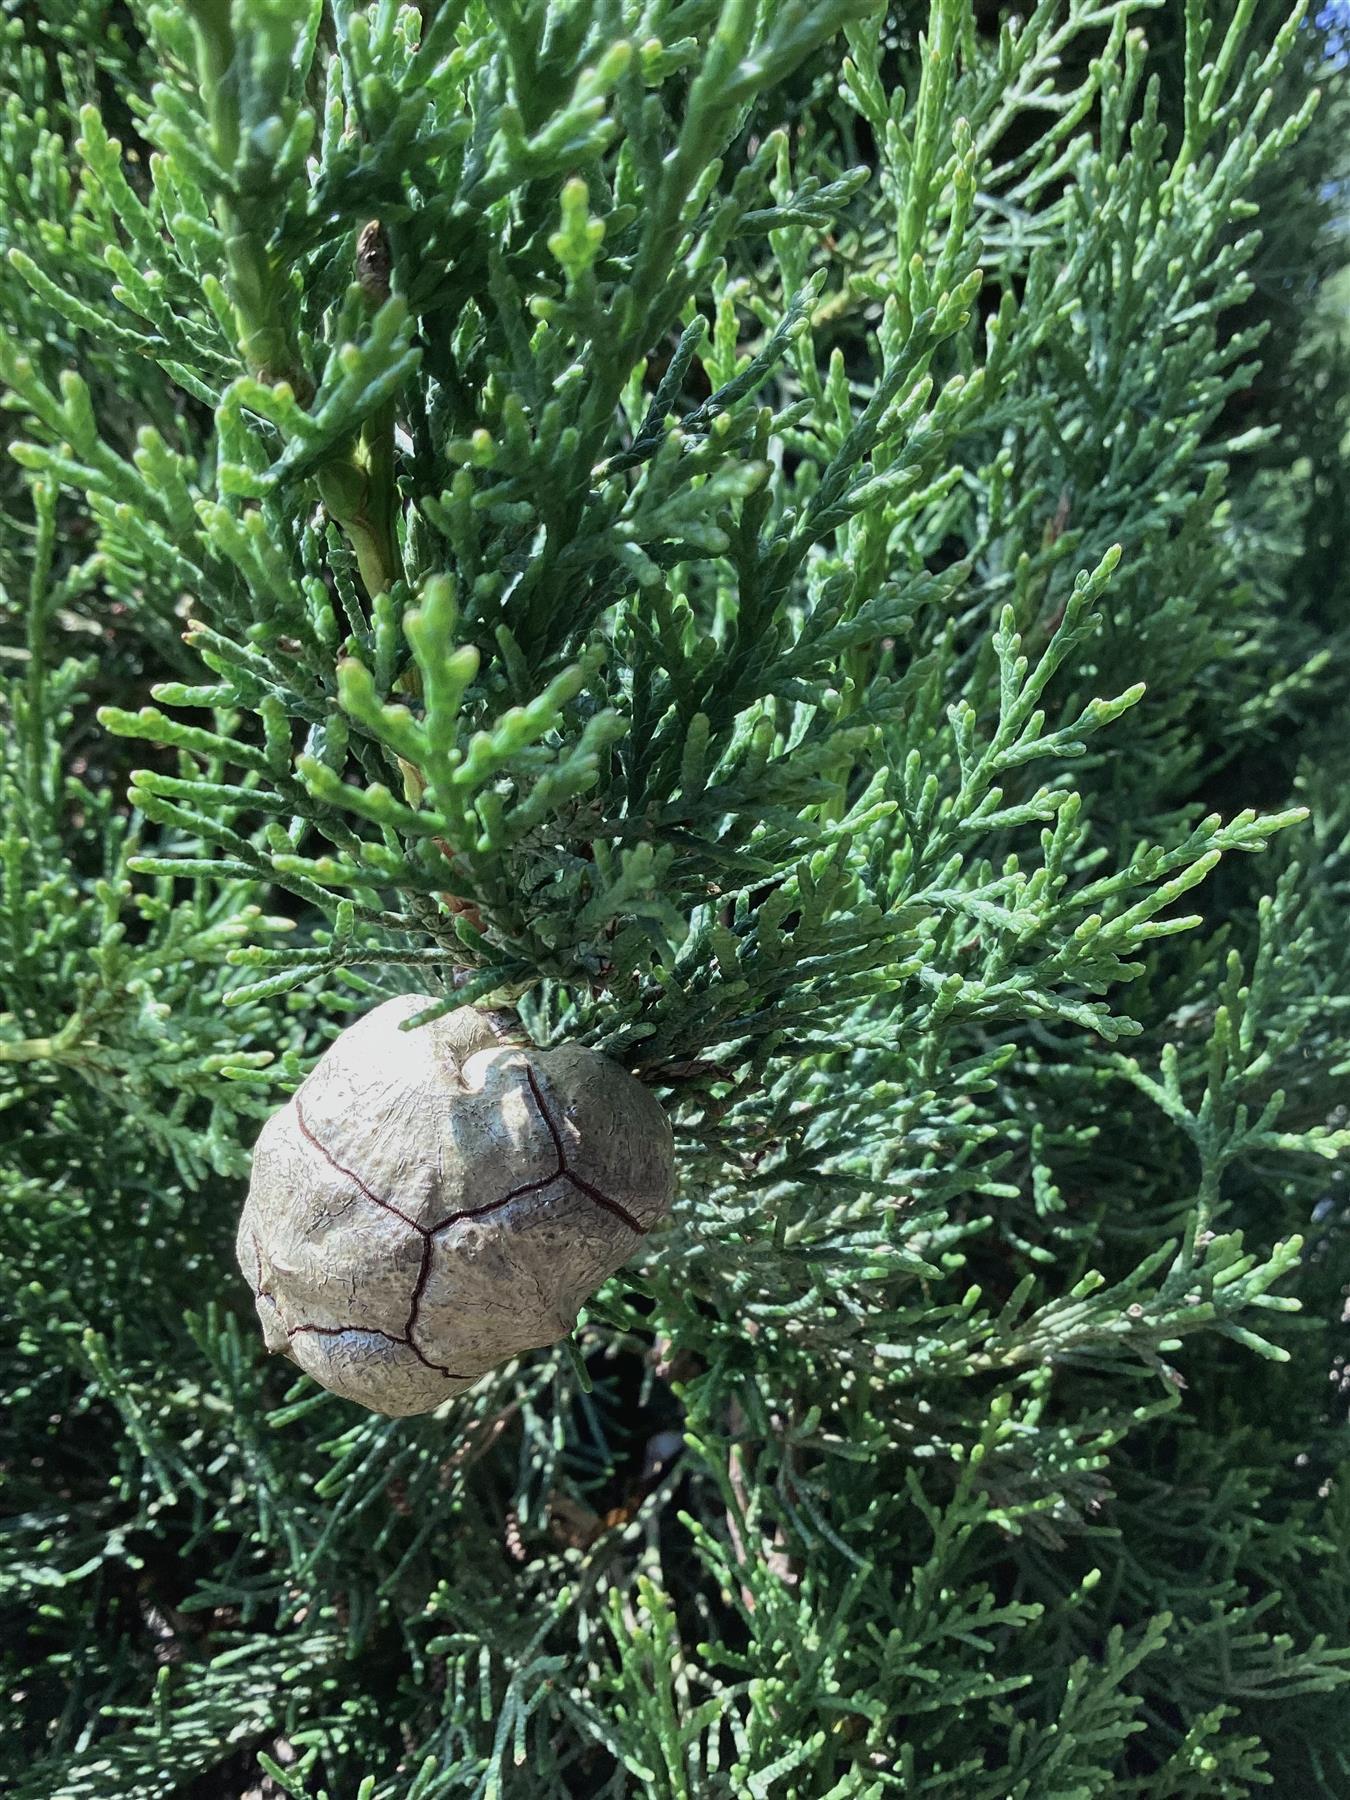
<box><xmin>0</xmin><ymin>1</ymin><xmax>1347</xmax><ymax>1796</ymax></box>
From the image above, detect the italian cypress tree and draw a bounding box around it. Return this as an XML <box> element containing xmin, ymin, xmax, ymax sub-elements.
<box><xmin>1</xmin><ymin>0</ymin><xmax>1348</xmax><ymax>1794</ymax></box>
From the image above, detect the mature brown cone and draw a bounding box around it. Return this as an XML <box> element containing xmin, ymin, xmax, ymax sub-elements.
<box><xmin>237</xmin><ymin>997</ymin><xmax>674</xmax><ymax>1416</ymax></box>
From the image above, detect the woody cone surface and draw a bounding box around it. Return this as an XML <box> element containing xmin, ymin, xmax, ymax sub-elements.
<box><xmin>237</xmin><ymin>998</ymin><xmax>674</xmax><ymax>1415</ymax></box>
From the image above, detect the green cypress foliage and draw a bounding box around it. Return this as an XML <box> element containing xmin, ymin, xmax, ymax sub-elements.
<box><xmin>1</xmin><ymin>1</ymin><xmax>1347</xmax><ymax>1794</ymax></box>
